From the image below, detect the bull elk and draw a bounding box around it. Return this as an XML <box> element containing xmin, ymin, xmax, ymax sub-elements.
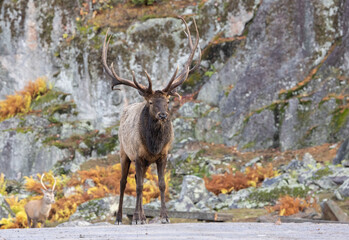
<box><xmin>24</xmin><ymin>174</ymin><xmax>56</xmax><ymax>228</ymax></box>
<box><xmin>102</xmin><ymin>16</ymin><xmax>201</xmax><ymax>224</ymax></box>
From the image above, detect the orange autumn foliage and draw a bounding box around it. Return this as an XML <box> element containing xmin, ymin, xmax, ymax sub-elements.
<box><xmin>0</xmin><ymin>77</ymin><xmax>49</xmax><ymax>121</ymax></box>
<box><xmin>204</xmin><ymin>163</ymin><xmax>278</xmax><ymax>195</ymax></box>
<box><xmin>1</xmin><ymin>164</ymin><xmax>169</xmax><ymax>229</ymax></box>
<box><xmin>266</xmin><ymin>195</ymin><xmax>319</xmax><ymax>216</ymax></box>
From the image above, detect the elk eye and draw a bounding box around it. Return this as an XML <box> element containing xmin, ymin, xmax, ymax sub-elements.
<box><xmin>149</xmin><ymin>101</ymin><xmax>153</xmax><ymax>105</ymax></box>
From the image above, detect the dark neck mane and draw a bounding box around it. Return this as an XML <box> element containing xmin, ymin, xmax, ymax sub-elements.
<box><xmin>140</xmin><ymin>105</ymin><xmax>172</xmax><ymax>156</ymax></box>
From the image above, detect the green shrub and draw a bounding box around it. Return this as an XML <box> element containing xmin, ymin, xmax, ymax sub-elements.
<box><xmin>131</xmin><ymin>0</ymin><xmax>157</xmax><ymax>6</ymax></box>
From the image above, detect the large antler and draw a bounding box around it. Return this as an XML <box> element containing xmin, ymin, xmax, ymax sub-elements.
<box><xmin>40</xmin><ymin>173</ymin><xmax>48</xmax><ymax>190</ymax></box>
<box><xmin>102</xmin><ymin>29</ymin><xmax>153</xmax><ymax>94</ymax></box>
<box><xmin>52</xmin><ymin>175</ymin><xmax>56</xmax><ymax>191</ymax></box>
<box><xmin>163</xmin><ymin>16</ymin><xmax>201</xmax><ymax>96</ymax></box>
<box><xmin>40</xmin><ymin>173</ymin><xmax>56</xmax><ymax>191</ymax></box>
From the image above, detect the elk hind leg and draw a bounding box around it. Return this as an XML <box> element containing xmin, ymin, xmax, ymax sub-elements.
<box><xmin>116</xmin><ymin>151</ymin><xmax>131</xmax><ymax>225</ymax></box>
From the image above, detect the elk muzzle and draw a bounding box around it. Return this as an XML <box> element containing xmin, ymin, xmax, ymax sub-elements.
<box><xmin>157</xmin><ymin>112</ymin><xmax>168</xmax><ymax>121</ymax></box>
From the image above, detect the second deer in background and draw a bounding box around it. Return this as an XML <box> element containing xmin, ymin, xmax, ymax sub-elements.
<box><xmin>24</xmin><ymin>174</ymin><xmax>56</xmax><ymax>228</ymax></box>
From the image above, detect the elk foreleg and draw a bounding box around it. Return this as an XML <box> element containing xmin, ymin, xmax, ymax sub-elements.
<box><xmin>156</xmin><ymin>156</ymin><xmax>170</xmax><ymax>224</ymax></box>
<box><xmin>27</xmin><ymin>216</ymin><xmax>31</xmax><ymax>228</ymax></box>
<box><xmin>116</xmin><ymin>152</ymin><xmax>131</xmax><ymax>225</ymax></box>
<box><xmin>32</xmin><ymin>219</ymin><xmax>38</xmax><ymax>228</ymax></box>
<box><xmin>132</xmin><ymin>158</ymin><xmax>148</xmax><ymax>224</ymax></box>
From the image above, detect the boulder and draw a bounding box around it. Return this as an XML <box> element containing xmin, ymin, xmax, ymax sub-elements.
<box><xmin>166</xmin><ymin>196</ymin><xmax>199</xmax><ymax>212</ymax></box>
<box><xmin>321</xmin><ymin>200</ymin><xmax>349</xmax><ymax>222</ymax></box>
<box><xmin>337</xmin><ymin>178</ymin><xmax>349</xmax><ymax>199</ymax></box>
<box><xmin>179</xmin><ymin>175</ymin><xmax>210</xmax><ymax>204</ymax></box>
<box><xmin>69</xmin><ymin>195</ymin><xmax>136</xmax><ymax>222</ymax></box>
<box><xmin>333</xmin><ymin>138</ymin><xmax>349</xmax><ymax>165</ymax></box>
<box><xmin>0</xmin><ymin>194</ymin><xmax>15</xmax><ymax>219</ymax></box>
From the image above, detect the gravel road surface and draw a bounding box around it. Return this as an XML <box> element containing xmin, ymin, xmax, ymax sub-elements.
<box><xmin>1</xmin><ymin>222</ymin><xmax>348</xmax><ymax>240</ymax></box>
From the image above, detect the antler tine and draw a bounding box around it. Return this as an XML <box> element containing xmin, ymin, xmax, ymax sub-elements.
<box><xmin>166</xmin><ymin>17</ymin><xmax>201</xmax><ymax>92</ymax></box>
<box><xmin>40</xmin><ymin>173</ymin><xmax>48</xmax><ymax>190</ymax></box>
<box><xmin>169</xmin><ymin>66</ymin><xmax>189</xmax><ymax>95</ymax></box>
<box><xmin>52</xmin><ymin>175</ymin><xmax>56</xmax><ymax>191</ymax></box>
<box><xmin>144</xmin><ymin>71</ymin><xmax>153</xmax><ymax>93</ymax></box>
<box><xmin>102</xmin><ymin>29</ymin><xmax>148</xmax><ymax>92</ymax></box>
<box><xmin>162</xmin><ymin>66</ymin><xmax>179</xmax><ymax>93</ymax></box>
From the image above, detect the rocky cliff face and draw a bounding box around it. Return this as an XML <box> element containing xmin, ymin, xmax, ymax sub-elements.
<box><xmin>0</xmin><ymin>0</ymin><xmax>348</xmax><ymax>178</ymax></box>
<box><xmin>198</xmin><ymin>0</ymin><xmax>349</xmax><ymax>151</ymax></box>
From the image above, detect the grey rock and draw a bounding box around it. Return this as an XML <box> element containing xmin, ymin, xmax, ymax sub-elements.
<box><xmin>63</xmin><ymin>186</ymin><xmax>77</xmax><ymax>198</ymax></box>
<box><xmin>69</xmin><ymin>196</ymin><xmax>130</xmax><ymax>222</ymax></box>
<box><xmin>342</xmin><ymin>160</ymin><xmax>349</xmax><ymax>168</ymax></box>
<box><xmin>84</xmin><ymin>179</ymin><xmax>95</xmax><ymax>189</ymax></box>
<box><xmin>262</xmin><ymin>173</ymin><xmax>298</xmax><ymax>189</ymax></box>
<box><xmin>195</xmin><ymin>192</ymin><xmax>221</xmax><ymax>210</ymax></box>
<box><xmin>333</xmin><ymin>138</ymin><xmax>349</xmax><ymax>165</ymax></box>
<box><xmin>195</xmin><ymin>201</ymin><xmax>211</xmax><ymax>212</ymax></box>
<box><xmin>328</xmin><ymin>168</ymin><xmax>349</xmax><ymax>185</ymax></box>
<box><xmin>179</xmin><ymin>175</ymin><xmax>210</xmax><ymax>204</ymax></box>
<box><xmin>167</xmin><ymin>196</ymin><xmax>199</xmax><ymax>212</ymax></box>
<box><xmin>298</xmin><ymin>170</ymin><xmax>314</xmax><ymax>184</ymax></box>
<box><xmin>245</xmin><ymin>157</ymin><xmax>262</xmax><ymax>167</ymax></box>
<box><xmin>313</xmin><ymin>177</ymin><xmax>337</xmax><ymax>190</ymax></box>
<box><xmin>0</xmin><ymin>126</ymin><xmax>71</xmax><ymax>179</ymax></box>
<box><xmin>60</xmin><ymin>122</ymin><xmax>92</xmax><ymax>139</ymax></box>
<box><xmin>334</xmin><ymin>189</ymin><xmax>344</xmax><ymax>201</ymax></box>
<box><xmin>218</xmin><ymin>193</ymin><xmax>228</xmax><ymax>202</ymax></box>
<box><xmin>321</xmin><ymin>200</ymin><xmax>349</xmax><ymax>222</ymax></box>
<box><xmin>195</xmin><ymin>107</ymin><xmax>223</xmax><ymax>144</ymax></box>
<box><xmin>74</xmin><ymin>150</ymin><xmax>87</xmax><ymax>166</ymax></box>
<box><xmin>79</xmin><ymin>142</ymin><xmax>89</xmax><ymax>149</ymax></box>
<box><xmin>238</xmin><ymin>110</ymin><xmax>278</xmax><ymax>151</ymax></box>
<box><xmin>169</xmin><ymin>148</ymin><xmax>200</xmax><ymax>169</ymax></box>
<box><xmin>172</xmin><ymin>118</ymin><xmax>195</xmax><ymax>143</ymax></box>
<box><xmin>280</xmin><ymin>98</ymin><xmax>301</xmax><ymax>151</ymax></box>
<box><xmin>144</xmin><ymin>199</ymin><xmax>161</xmax><ymax>210</ymax></box>
<box><xmin>330</xmin><ymin>176</ymin><xmax>349</xmax><ymax>185</ymax></box>
<box><xmin>198</xmin><ymin>0</ymin><xmax>349</xmax><ymax>150</ymax></box>
<box><xmin>56</xmin><ymin>220</ymin><xmax>92</xmax><ymax>227</ymax></box>
<box><xmin>337</xmin><ymin>178</ymin><xmax>349</xmax><ymax>198</ymax></box>
<box><xmin>178</xmin><ymin>102</ymin><xmax>210</xmax><ymax>118</ymax></box>
<box><xmin>282</xmin><ymin>159</ymin><xmax>304</xmax><ymax>172</ymax></box>
<box><xmin>303</xmin><ymin>153</ymin><xmax>317</xmax><ymax>169</ymax></box>
<box><xmin>261</xmin><ymin>177</ymin><xmax>282</xmax><ymax>188</ymax></box>
<box><xmin>0</xmin><ymin>194</ymin><xmax>15</xmax><ymax>219</ymax></box>
<box><xmin>224</xmin><ymin>188</ymin><xmax>254</xmax><ymax>209</ymax></box>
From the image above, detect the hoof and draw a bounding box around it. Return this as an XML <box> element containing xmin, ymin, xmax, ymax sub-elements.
<box><xmin>161</xmin><ymin>218</ymin><xmax>170</xmax><ymax>224</ymax></box>
<box><xmin>132</xmin><ymin>219</ymin><xmax>146</xmax><ymax>225</ymax></box>
<box><xmin>114</xmin><ymin>218</ymin><xmax>123</xmax><ymax>225</ymax></box>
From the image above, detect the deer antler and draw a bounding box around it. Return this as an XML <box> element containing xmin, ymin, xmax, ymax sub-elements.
<box><xmin>163</xmin><ymin>16</ymin><xmax>201</xmax><ymax>96</ymax></box>
<box><xmin>102</xmin><ymin>16</ymin><xmax>200</xmax><ymax>97</ymax></box>
<box><xmin>52</xmin><ymin>176</ymin><xmax>56</xmax><ymax>191</ymax></box>
<box><xmin>40</xmin><ymin>173</ymin><xmax>56</xmax><ymax>191</ymax></box>
<box><xmin>102</xmin><ymin>29</ymin><xmax>153</xmax><ymax>94</ymax></box>
<box><xmin>40</xmin><ymin>174</ymin><xmax>48</xmax><ymax>190</ymax></box>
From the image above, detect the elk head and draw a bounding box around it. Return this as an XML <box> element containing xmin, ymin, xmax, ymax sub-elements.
<box><xmin>40</xmin><ymin>173</ymin><xmax>56</xmax><ymax>204</ymax></box>
<box><xmin>102</xmin><ymin>16</ymin><xmax>201</xmax><ymax>121</ymax></box>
